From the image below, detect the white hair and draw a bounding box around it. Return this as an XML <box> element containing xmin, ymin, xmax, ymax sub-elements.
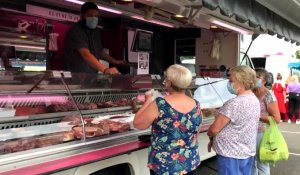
<box><xmin>166</xmin><ymin>64</ymin><xmax>192</xmax><ymax>91</ymax></box>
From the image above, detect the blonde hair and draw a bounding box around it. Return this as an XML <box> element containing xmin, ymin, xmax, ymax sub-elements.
<box><xmin>230</xmin><ymin>65</ymin><xmax>256</xmax><ymax>90</ymax></box>
<box><xmin>290</xmin><ymin>75</ymin><xmax>299</xmax><ymax>83</ymax></box>
<box><xmin>166</xmin><ymin>64</ymin><xmax>192</xmax><ymax>91</ymax></box>
<box><xmin>286</xmin><ymin>76</ymin><xmax>292</xmax><ymax>84</ymax></box>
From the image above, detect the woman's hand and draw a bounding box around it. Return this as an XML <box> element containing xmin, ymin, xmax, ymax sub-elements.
<box><xmin>208</xmin><ymin>140</ymin><xmax>213</xmax><ymax>152</ymax></box>
<box><xmin>144</xmin><ymin>94</ymin><xmax>153</xmax><ymax>104</ymax></box>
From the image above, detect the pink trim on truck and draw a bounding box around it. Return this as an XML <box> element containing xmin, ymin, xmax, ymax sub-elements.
<box><xmin>0</xmin><ymin>141</ymin><xmax>149</xmax><ymax>175</ymax></box>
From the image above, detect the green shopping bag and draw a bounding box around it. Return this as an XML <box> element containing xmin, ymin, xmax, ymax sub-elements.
<box><xmin>259</xmin><ymin>117</ymin><xmax>289</xmax><ymax>163</ymax></box>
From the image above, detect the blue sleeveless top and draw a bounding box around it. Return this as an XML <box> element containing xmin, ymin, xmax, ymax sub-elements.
<box><xmin>148</xmin><ymin>97</ymin><xmax>202</xmax><ymax>175</ymax></box>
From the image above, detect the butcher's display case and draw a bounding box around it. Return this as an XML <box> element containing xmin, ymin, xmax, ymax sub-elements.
<box><xmin>0</xmin><ymin>71</ymin><xmax>227</xmax><ymax>174</ymax></box>
<box><xmin>0</xmin><ymin>71</ymin><xmax>156</xmax><ymax>173</ymax></box>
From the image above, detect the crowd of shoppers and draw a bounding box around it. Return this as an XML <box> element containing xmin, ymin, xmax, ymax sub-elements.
<box><xmin>134</xmin><ymin>65</ymin><xmax>291</xmax><ymax>175</ymax></box>
<box><xmin>272</xmin><ymin>74</ymin><xmax>300</xmax><ymax>124</ymax></box>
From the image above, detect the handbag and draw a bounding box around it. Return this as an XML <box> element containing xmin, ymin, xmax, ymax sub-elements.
<box><xmin>259</xmin><ymin>117</ymin><xmax>289</xmax><ymax>163</ymax></box>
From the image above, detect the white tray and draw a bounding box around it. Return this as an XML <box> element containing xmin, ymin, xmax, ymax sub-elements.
<box><xmin>0</xmin><ymin>108</ymin><xmax>16</xmax><ymax>118</ymax></box>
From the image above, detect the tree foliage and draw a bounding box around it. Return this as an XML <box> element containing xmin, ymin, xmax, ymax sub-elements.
<box><xmin>296</xmin><ymin>50</ymin><xmax>300</xmax><ymax>59</ymax></box>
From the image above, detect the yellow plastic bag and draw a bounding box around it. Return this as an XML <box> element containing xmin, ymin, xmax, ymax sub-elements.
<box><xmin>259</xmin><ymin>117</ymin><xmax>289</xmax><ymax>163</ymax></box>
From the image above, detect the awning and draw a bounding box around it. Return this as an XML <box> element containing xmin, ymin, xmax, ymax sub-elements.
<box><xmin>288</xmin><ymin>62</ymin><xmax>300</xmax><ymax>69</ymax></box>
<box><xmin>202</xmin><ymin>0</ymin><xmax>300</xmax><ymax>45</ymax></box>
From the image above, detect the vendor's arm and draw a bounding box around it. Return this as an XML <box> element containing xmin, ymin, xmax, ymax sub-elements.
<box><xmin>207</xmin><ymin>114</ymin><xmax>230</xmax><ymax>137</ymax></box>
<box><xmin>78</xmin><ymin>48</ymin><xmax>119</xmax><ymax>74</ymax></box>
<box><xmin>133</xmin><ymin>96</ymin><xmax>159</xmax><ymax>130</ymax></box>
<box><xmin>101</xmin><ymin>50</ymin><xmax>125</xmax><ymax>65</ymax></box>
<box><xmin>78</xmin><ymin>48</ymin><xmax>107</xmax><ymax>72</ymax></box>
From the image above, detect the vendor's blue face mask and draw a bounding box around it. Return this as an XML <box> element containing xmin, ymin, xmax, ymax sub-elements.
<box><xmin>85</xmin><ymin>17</ymin><xmax>98</xmax><ymax>29</ymax></box>
<box><xmin>227</xmin><ymin>81</ymin><xmax>238</xmax><ymax>95</ymax></box>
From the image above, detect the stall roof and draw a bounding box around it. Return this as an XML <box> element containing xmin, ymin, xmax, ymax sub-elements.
<box><xmin>288</xmin><ymin>62</ymin><xmax>300</xmax><ymax>69</ymax></box>
<box><xmin>202</xmin><ymin>0</ymin><xmax>300</xmax><ymax>45</ymax></box>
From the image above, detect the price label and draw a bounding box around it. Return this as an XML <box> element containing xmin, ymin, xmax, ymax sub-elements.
<box><xmin>151</xmin><ymin>75</ymin><xmax>161</xmax><ymax>80</ymax></box>
<box><xmin>52</xmin><ymin>71</ymin><xmax>62</xmax><ymax>78</ymax></box>
<box><xmin>63</xmin><ymin>71</ymin><xmax>72</xmax><ymax>78</ymax></box>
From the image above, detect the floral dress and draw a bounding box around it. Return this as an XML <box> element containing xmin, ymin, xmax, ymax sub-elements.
<box><xmin>148</xmin><ymin>97</ymin><xmax>202</xmax><ymax>175</ymax></box>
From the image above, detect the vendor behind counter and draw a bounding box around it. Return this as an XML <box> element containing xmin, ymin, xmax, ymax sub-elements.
<box><xmin>64</xmin><ymin>2</ymin><xmax>124</xmax><ymax>75</ymax></box>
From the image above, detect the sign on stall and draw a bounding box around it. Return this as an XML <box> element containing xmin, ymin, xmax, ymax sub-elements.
<box><xmin>26</xmin><ymin>5</ymin><xmax>80</xmax><ymax>22</ymax></box>
<box><xmin>137</xmin><ymin>52</ymin><xmax>149</xmax><ymax>75</ymax></box>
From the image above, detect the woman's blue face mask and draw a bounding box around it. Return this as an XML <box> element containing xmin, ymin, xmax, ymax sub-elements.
<box><xmin>227</xmin><ymin>81</ymin><xmax>238</xmax><ymax>95</ymax></box>
<box><xmin>255</xmin><ymin>78</ymin><xmax>263</xmax><ymax>88</ymax></box>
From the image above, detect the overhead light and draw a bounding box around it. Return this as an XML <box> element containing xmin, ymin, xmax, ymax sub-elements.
<box><xmin>175</xmin><ymin>14</ymin><xmax>184</xmax><ymax>18</ymax></box>
<box><xmin>20</xmin><ymin>35</ymin><xmax>28</xmax><ymax>39</ymax></box>
<box><xmin>174</xmin><ymin>8</ymin><xmax>190</xmax><ymax>18</ymax></box>
<box><xmin>14</xmin><ymin>45</ymin><xmax>45</xmax><ymax>50</ymax></box>
<box><xmin>210</xmin><ymin>19</ymin><xmax>253</xmax><ymax>35</ymax></box>
<box><xmin>131</xmin><ymin>15</ymin><xmax>175</xmax><ymax>28</ymax></box>
<box><xmin>293</xmin><ymin>0</ymin><xmax>300</xmax><ymax>7</ymax></box>
<box><xmin>65</xmin><ymin>0</ymin><xmax>123</xmax><ymax>14</ymax></box>
<box><xmin>210</xmin><ymin>25</ymin><xmax>218</xmax><ymax>29</ymax></box>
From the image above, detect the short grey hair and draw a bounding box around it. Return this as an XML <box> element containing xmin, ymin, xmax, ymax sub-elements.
<box><xmin>230</xmin><ymin>65</ymin><xmax>256</xmax><ymax>90</ymax></box>
<box><xmin>166</xmin><ymin>64</ymin><xmax>192</xmax><ymax>91</ymax></box>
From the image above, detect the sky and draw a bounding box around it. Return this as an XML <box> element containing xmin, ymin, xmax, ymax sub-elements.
<box><xmin>241</xmin><ymin>34</ymin><xmax>300</xmax><ymax>81</ymax></box>
<box><xmin>241</xmin><ymin>34</ymin><xmax>300</xmax><ymax>58</ymax></box>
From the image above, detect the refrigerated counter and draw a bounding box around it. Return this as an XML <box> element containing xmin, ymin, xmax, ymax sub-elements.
<box><xmin>0</xmin><ymin>71</ymin><xmax>229</xmax><ymax>175</ymax></box>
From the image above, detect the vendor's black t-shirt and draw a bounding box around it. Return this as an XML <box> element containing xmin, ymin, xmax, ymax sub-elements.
<box><xmin>64</xmin><ymin>20</ymin><xmax>103</xmax><ymax>74</ymax></box>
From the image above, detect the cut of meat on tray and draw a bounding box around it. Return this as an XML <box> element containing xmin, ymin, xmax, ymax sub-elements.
<box><xmin>96</xmin><ymin>120</ymin><xmax>110</xmax><ymax>134</ymax></box>
<box><xmin>15</xmin><ymin>106</ymin><xmax>47</xmax><ymax>116</ymax></box>
<box><xmin>72</xmin><ymin>126</ymin><xmax>109</xmax><ymax>139</ymax></box>
<box><xmin>96</xmin><ymin>102</ymin><xmax>106</xmax><ymax>108</ymax></box>
<box><xmin>61</xmin><ymin>114</ymin><xmax>82</xmax><ymax>125</ymax></box>
<box><xmin>3</xmin><ymin>138</ymin><xmax>36</xmax><ymax>154</ymax></box>
<box><xmin>83</xmin><ymin>103</ymin><xmax>98</xmax><ymax>110</ymax></box>
<box><xmin>115</xmin><ymin>98</ymin><xmax>131</xmax><ymax>106</ymax></box>
<box><xmin>105</xmin><ymin>120</ymin><xmax>131</xmax><ymax>133</ymax></box>
<box><xmin>35</xmin><ymin>133</ymin><xmax>64</xmax><ymax>148</ymax></box>
<box><xmin>46</xmin><ymin>99</ymin><xmax>133</xmax><ymax>112</ymax></box>
<box><xmin>103</xmin><ymin>100</ymin><xmax>119</xmax><ymax>108</ymax></box>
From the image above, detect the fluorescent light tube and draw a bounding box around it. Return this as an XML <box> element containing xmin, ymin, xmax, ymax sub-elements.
<box><xmin>65</xmin><ymin>0</ymin><xmax>123</xmax><ymax>14</ymax></box>
<box><xmin>131</xmin><ymin>15</ymin><xmax>175</xmax><ymax>28</ymax></box>
<box><xmin>14</xmin><ymin>45</ymin><xmax>45</xmax><ymax>50</ymax></box>
<box><xmin>211</xmin><ymin>19</ymin><xmax>253</xmax><ymax>35</ymax></box>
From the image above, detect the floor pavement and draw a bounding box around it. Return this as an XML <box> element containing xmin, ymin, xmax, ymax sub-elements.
<box><xmin>196</xmin><ymin>122</ymin><xmax>300</xmax><ymax>175</ymax></box>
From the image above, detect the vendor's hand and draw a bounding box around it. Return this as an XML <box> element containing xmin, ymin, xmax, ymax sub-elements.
<box><xmin>104</xmin><ymin>67</ymin><xmax>120</xmax><ymax>75</ymax></box>
<box><xmin>114</xmin><ymin>60</ymin><xmax>126</xmax><ymax>65</ymax></box>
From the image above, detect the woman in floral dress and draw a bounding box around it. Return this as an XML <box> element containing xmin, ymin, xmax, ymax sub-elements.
<box><xmin>134</xmin><ymin>64</ymin><xmax>202</xmax><ymax>175</ymax></box>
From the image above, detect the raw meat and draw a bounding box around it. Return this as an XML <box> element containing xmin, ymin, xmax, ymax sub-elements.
<box><xmin>61</xmin><ymin>115</ymin><xmax>82</xmax><ymax>125</ymax></box>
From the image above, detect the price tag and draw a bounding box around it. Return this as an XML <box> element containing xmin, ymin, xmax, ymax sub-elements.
<box><xmin>151</xmin><ymin>75</ymin><xmax>161</xmax><ymax>80</ymax></box>
<box><xmin>52</xmin><ymin>71</ymin><xmax>62</xmax><ymax>78</ymax></box>
<box><xmin>63</xmin><ymin>71</ymin><xmax>72</xmax><ymax>78</ymax></box>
